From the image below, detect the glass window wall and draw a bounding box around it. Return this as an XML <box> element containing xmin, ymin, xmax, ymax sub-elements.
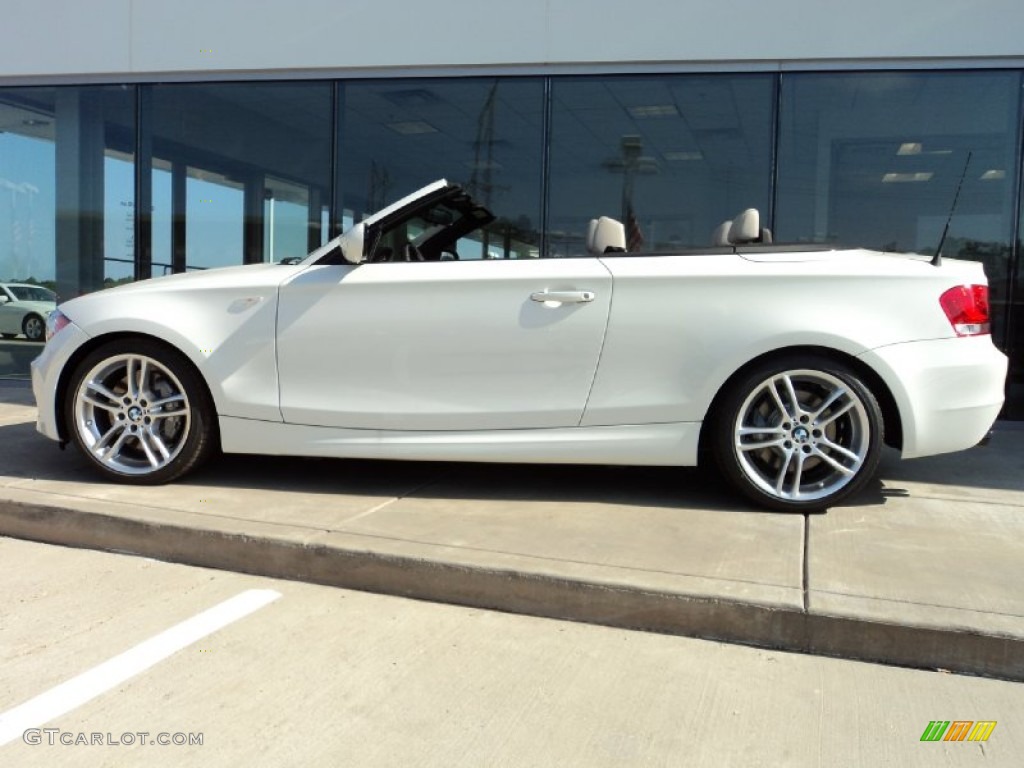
<box><xmin>336</xmin><ymin>78</ymin><xmax>544</xmax><ymax>259</ymax></box>
<box><xmin>547</xmin><ymin>75</ymin><xmax>775</xmax><ymax>257</ymax></box>
<box><xmin>1008</xmin><ymin>171</ymin><xmax>1024</xmax><ymax>419</ymax></box>
<box><xmin>144</xmin><ymin>82</ymin><xmax>332</xmax><ymax>276</ymax></box>
<box><xmin>0</xmin><ymin>71</ymin><xmax>1022</xmax><ymax>417</ymax></box>
<box><xmin>0</xmin><ymin>85</ymin><xmax>134</xmax><ymax>376</ymax></box>
<box><xmin>776</xmin><ymin>71</ymin><xmax>1021</xmax><ymax>347</ymax></box>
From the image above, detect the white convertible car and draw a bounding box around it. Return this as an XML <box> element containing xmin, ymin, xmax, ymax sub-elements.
<box><xmin>32</xmin><ymin>180</ymin><xmax>1007</xmax><ymax>512</ymax></box>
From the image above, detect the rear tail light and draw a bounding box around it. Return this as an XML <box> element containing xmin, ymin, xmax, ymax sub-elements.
<box><xmin>939</xmin><ymin>285</ymin><xmax>990</xmax><ymax>337</ymax></box>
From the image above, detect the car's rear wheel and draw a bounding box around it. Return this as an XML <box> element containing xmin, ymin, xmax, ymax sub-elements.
<box><xmin>712</xmin><ymin>355</ymin><xmax>883</xmax><ymax>513</ymax></box>
<box><xmin>22</xmin><ymin>313</ymin><xmax>45</xmax><ymax>342</ymax></box>
<box><xmin>65</xmin><ymin>339</ymin><xmax>216</xmax><ymax>484</ymax></box>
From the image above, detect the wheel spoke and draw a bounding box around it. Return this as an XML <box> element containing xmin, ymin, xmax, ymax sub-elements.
<box><xmin>817</xmin><ymin>399</ymin><xmax>855</xmax><ymax>427</ymax></box>
<box><xmin>738</xmin><ymin>437</ymin><xmax>787</xmax><ymax>452</ymax></box>
<box><xmin>737</xmin><ymin>425</ymin><xmax>787</xmax><ymax>452</ymax></box>
<box><xmin>93</xmin><ymin>422</ymin><xmax>123</xmax><ymax>453</ymax></box>
<box><xmin>98</xmin><ymin>428</ymin><xmax>130</xmax><ymax>462</ymax></box>
<box><xmin>818</xmin><ymin>437</ymin><xmax>861</xmax><ymax>464</ymax></box>
<box><xmin>766</xmin><ymin>378</ymin><xmax>789</xmax><ymax>419</ymax></box>
<box><xmin>85</xmin><ymin>380</ymin><xmax>121</xmax><ymax>405</ymax></box>
<box><xmin>146</xmin><ymin>430</ymin><xmax>172</xmax><ymax>461</ymax></box>
<box><xmin>781</xmin><ymin>375</ymin><xmax>802</xmax><ymax>417</ymax></box>
<box><xmin>137</xmin><ymin>358</ymin><xmax>150</xmax><ymax>399</ymax></box>
<box><xmin>137</xmin><ymin>431</ymin><xmax>160</xmax><ymax>468</ymax></box>
<box><xmin>81</xmin><ymin>394</ymin><xmax>119</xmax><ymax>413</ymax></box>
<box><xmin>738</xmin><ymin>426</ymin><xmax>786</xmax><ymax>436</ymax></box>
<box><xmin>773</xmin><ymin>450</ymin><xmax>794</xmax><ymax>494</ymax></box>
<box><xmin>789</xmin><ymin>451</ymin><xmax>806</xmax><ymax>497</ymax></box>
<box><xmin>812</xmin><ymin>447</ymin><xmax>856</xmax><ymax>475</ymax></box>
<box><xmin>810</xmin><ymin>387</ymin><xmax>847</xmax><ymax>422</ymax></box>
<box><xmin>150</xmin><ymin>393</ymin><xmax>186</xmax><ymax>411</ymax></box>
<box><xmin>125</xmin><ymin>357</ymin><xmax>138</xmax><ymax>399</ymax></box>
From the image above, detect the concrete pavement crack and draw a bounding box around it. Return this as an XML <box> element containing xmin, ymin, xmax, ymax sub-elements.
<box><xmin>802</xmin><ymin>513</ymin><xmax>810</xmax><ymax>614</ymax></box>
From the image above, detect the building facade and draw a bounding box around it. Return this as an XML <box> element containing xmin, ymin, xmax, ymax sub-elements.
<box><xmin>1</xmin><ymin>1</ymin><xmax>1022</xmax><ymax>417</ymax></box>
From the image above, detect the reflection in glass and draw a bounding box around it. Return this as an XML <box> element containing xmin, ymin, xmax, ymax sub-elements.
<box><xmin>0</xmin><ymin>85</ymin><xmax>134</xmax><ymax>377</ymax></box>
<box><xmin>776</xmin><ymin>71</ymin><xmax>1020</xmax><ymax>350</ymax></box>
<box><xmin>104</xmin><ymin>153</ymin><xmax>137</xmax><ymax>286</ymax></box>
<box><xmin>1009</xmin><ymin>164</ymin><xmax>1024</xmax><ymax>419</ymax></box>
<box><xmin>151</xmin><ymin>160</ymin><xmax>174</xmax><ymax>277</ymax></box>
<box><xmin>146</xmin><ymin>82</ymin><xmax>332</xmax><ymax>272</ymax></box>
<box><xmin>0</xmin><ymin>125</ymin><xmax>53</xmax><ymax>290</ymax></box>
<box><xmin>548</xmin><ymin>75</ymin><xmax>775</xmax><ymax>256</ymax></box>
<box><xmin>264</xmin><ymin>176</ymin><xmax>314</xmax><ymax>263</ymax></box>
<box><xmin>185</xmin><ymin>169</ymin><xmax>244</xmax><ymax>271</ymax></box>
<box><xmin>337</xmin><ymin>78</ymin><xmax>543</xmax><ymax>258</ymax></box>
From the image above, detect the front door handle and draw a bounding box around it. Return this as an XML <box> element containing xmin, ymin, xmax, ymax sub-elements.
<box><xmin>530</xmin><ymin>290</ymin><xmax>596</xmax><ymax>305</ymax></box>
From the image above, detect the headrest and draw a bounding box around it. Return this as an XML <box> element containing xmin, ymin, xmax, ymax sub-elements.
<box><xmin>585</xmin><ymin>219</ymin><xmax>599</xmax><ymax>253</ymax></box>
<box><xmin>729</xmin><ymin>209</ymin><xmax>760</xmax><ymax>244</ymax></box>
<box><xmin>711</xmin><ymin>220</ymin><xmax>733</xmax><ymax>246</ymax></box>
<box><xmin>588</xmin><ymin>216</ymin><xmax>626</xmax><ymax>254</ymax></box>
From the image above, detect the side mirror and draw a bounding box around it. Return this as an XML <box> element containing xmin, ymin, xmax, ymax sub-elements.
<box><xmin>338</xmin><ymin>222</ymin><xmax>367</xmax><ymax>265</ymax></box>
<box><xmin>0</xmin><ymin>295</ymin><xmax>9</xmax><ymax>304</ymax></box>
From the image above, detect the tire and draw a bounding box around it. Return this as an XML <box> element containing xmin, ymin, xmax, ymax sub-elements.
<box><xmin>711</xmin><ymin>355</ymin><xmax>883</xmax><ymax>513</ymax></box>
<box><xmin>22</xmin><ymin>313</ymin><xmax>45</xmax><ymax>342</ymax></box>
<box><xmin>65</xmin><ymin>338</ymin><xmax>217</xmax><ymax>484</ymax></box>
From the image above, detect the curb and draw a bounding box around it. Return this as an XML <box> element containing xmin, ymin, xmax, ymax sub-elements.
<box><xmin>1</xmin><ymin>499</ymin><xmax>1021</xmax><ymax>682</ymax></box>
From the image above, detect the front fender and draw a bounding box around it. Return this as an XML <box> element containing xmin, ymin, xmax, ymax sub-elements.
<box><xmin>59</xmin><ymin>286</ymin><xmax>282</xmax><ymax>422</ymax></box>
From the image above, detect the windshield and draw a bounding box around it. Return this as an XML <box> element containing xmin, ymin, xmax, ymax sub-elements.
<box><xmin>371</xmin><ymin>193</ymin><xmax>497</xmax><ymax>262</ymax></box>
<box><xmin>7</xmin><ymin>285</ymin><xmax>56</xmax><ymax>302</ymax></box>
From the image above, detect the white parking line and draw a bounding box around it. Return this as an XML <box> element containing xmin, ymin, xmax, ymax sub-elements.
<box><xmin>0</xmin><ymin>588</ymin><xmax>281</xmax><ymax>747</ymax></box>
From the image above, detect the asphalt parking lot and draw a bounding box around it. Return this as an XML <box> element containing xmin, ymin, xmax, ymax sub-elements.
<box><xmin>1</xmin><ymin>380</ymin><xmax>1023</xmax><ymax>682</ymax></box>
<box><xmin>0</xmin><ymin>338</ymin><xmax>42</xmax><ymax>381</ymax></box>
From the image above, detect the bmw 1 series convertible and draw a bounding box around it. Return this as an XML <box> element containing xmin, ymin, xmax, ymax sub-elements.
<box><xmin>31</xmin><ymin>180</ymin><xmax>1008</xmax><ymax>512</ymax></box>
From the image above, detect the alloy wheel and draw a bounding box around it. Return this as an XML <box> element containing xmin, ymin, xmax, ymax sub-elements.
<box><xmin>73</xmin><ymin>353</ymin><xmax>192</xmax><ymax>476</ymax></box>
<box><xmin>732</xmin><ymin>369</ymin><xmax>872</xmax><ymax>504</ymax></box>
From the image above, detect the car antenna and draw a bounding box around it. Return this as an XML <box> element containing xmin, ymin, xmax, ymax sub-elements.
<box><xmin>931</xmin><ymin>150</ymin><xmax>972</xmax><ymax>267</ymax></box>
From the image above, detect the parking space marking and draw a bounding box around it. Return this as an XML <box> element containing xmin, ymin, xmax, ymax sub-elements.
<box><xmin>0</xmin><ymin>588</ymin><xmax>281</xmax><ymax>746</ymax></box>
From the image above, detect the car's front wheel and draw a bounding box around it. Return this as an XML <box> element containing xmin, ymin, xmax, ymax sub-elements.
<box><xmin>65</xmin><ymin>339</ymin><xmax>216</xmax><ymax>484</ymax></box>
<box><xmin>23</xmin><ymin>313</ymin><xmax>45</xmax><ymax>341</ymax></box>
<box><xmin>711</xmin><ymin>355</ymin><xmax>883</xmax><ymax>513</ymax></box>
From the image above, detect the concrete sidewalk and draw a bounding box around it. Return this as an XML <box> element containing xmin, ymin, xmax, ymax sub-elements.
<box><xmin>1</xmin><ymin>380</ymin><xmax>1022</xmax><ymax>680</ymax></box>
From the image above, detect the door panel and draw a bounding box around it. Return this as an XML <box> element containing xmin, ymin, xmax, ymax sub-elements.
<box><xmin>0</xmin><ymin>300</ymin><xmax>16</xmax><ymax>334</ymax></box>
<box><xmin>277</xmin><ymin>259</ymin><xmax>612</xmax><ymax>430</ymax></box>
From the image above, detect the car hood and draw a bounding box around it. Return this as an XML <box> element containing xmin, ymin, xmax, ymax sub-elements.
<box><xmin>60</xmin><ymin>262</ymin><xmax>298</xmax><ymax>312</ymax></box>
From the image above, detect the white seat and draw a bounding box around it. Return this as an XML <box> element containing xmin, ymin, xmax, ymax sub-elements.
<box><xmin>711</xmin><ymin>220</ymin><xmax>733</xmax><ymax>246</ymax></box>
<box><xmin>729</xmin><ymin>208</ymin><xmax>761</xmax><ymax>244</ymax></box>
<box><xmin>586</xmin><ymin>216</ymin><xmax>627</xmax><ymax>254</ymax></box>
<box><xmin>585</xmin><ymin>219</ymin><xmax>599</xmax><ymax>253</ymax></box>
<box><xmin>712</xmin><ymin>209</ymin><xmax>773</xmax><ymax>246</ymax></box>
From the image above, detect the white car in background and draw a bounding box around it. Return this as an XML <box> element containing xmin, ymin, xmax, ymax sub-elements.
<box><xmin>0</xmin><ymin>282</ymin><xmax>57</xmax><ymax>342</ymax></box>
<box><xmin>31</xmin><ymin>180</ymin><xmax>1007</xmax><ymax>512</ymax></box>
